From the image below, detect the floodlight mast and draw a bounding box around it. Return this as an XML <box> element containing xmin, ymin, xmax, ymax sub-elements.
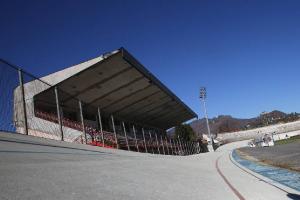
<box><xmin>200</xmin><ymin>87</ymin><xmax>214</xmax><ymax>152</ymax></box>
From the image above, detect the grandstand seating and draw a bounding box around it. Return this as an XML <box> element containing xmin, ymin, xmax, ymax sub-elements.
<box><xmin>35</xmin><ymin>110</ymin><xmax>182</xmax><ymax>154</ymax></box>
<box><xmin>35</xmin><ymin>110</ymin><xmax>117</xmax><ymax>147</ymax></box>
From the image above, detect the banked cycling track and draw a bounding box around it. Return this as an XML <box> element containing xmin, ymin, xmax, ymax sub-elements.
<box><xmin>0</xmin><ymin>131</ymin><xmax>299</xmax><ymax>200</ymax></box>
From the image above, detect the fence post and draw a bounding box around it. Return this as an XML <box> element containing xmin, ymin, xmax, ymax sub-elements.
<box><xmin>78</xmin><ymin>100</ymin><xmax>87</xmax><ymax>144</ymax></box>
<box><xmin>142</xmin><ymin>128</ymin><xmax>147</xmax><ymax>153</ymax></box>
<box><xmin>18</xmin><ymin>69</ymin><xmax>28</xmax><ymax>135</ymax></box>
<box><xmin>97</xmin><ymin>107</ymin><xmax>104</xmax><ymax>147</ymax></box>
<box><xmin>132</xmin><ymin>125</ymin><xmax>139</xmax><ymax>152</ymax></box>
<box><xmin>160</xmin><ymin>135</ymin><xmax>165</xmax><ymax>155</ymax></box>
<box><xmin>111</xmin><ymin>115</ymin><xmax>118</xmax><ymax>149</ymax></box>
<box><xmin>54</xmin><ymin>87</ymin><xmax>64</xmax><ymax>141</ymax></box>
<box><xmin>122</xmin><ymin>122</ymin><xmax>130</xmax><ymax>151</ymax></box>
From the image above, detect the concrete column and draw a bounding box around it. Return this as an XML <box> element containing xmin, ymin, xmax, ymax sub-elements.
<box><xmin>78</xmin><ymin>100</ymin><xmax>87</xmax><ymax>144</ymax></box>
<box><xmin>97</xmin><ymin>107</ymin><xmax>104</xmax><ymax>147</ymax></box>
<box><xmin>18</xmin><ymin>69</ymin><xmax>28</xmax><ymax>135</ymax></box>
<box><xmin>55</xmin><ymin>87</ymin><xmax>64</xmax><ymax>141</ymax></box>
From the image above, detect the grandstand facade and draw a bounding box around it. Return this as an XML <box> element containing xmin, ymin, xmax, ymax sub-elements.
<box><xmin>12</xmin><ymin>48</ymin><xmax>198</xmax><ymax>154</ymax></box>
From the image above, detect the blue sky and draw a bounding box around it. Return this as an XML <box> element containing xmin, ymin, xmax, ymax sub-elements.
<box><xmin>1</xmin><ymin>0</ymin><xmax>300</xmax><ymax>119</ymax></box>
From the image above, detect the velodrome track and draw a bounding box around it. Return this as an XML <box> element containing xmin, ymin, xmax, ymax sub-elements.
<box><xmin>0</xmin><ymin>132</ymin><xmax>298</xmax><ymax>200</ymax></box>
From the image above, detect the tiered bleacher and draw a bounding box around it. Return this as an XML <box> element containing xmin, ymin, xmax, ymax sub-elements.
<box><xmin>34</xmin><ymin>109</ymin><xmax>185</xmax><ymax>154</ymax></box>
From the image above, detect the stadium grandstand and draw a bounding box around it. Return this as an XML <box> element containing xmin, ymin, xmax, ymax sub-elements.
<box><xmin>2</xmin><ymin>47</ymin><xmax>201</xmax><ymax>155</ymax></box>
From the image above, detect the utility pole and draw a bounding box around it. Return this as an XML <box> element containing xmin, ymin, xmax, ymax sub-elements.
<box><xmin>200</xmin><ymin>87</ymin><xmax>214</xmax><ymax>152</ymax></box>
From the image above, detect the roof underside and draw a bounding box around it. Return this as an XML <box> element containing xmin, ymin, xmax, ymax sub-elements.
<box><xmin>34</xmin><ymin>48</ymin><xmax>197</xmax><ymax>130</ymax></box>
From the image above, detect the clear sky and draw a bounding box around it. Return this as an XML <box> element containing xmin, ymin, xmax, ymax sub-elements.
<box><xmin>1</xmin><ymin>0</ymin><xmax>300</xmax><ymax>119</ymax></box>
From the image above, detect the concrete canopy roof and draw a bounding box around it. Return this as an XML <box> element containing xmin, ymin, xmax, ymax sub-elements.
<box><xmin>34</xmin><ymin>48</ymin><xmax>197</xmax><ymax>130</ymax></box>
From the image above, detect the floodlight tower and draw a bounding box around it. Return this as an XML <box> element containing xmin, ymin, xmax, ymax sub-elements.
<box><xmin>200</xmin><ymin>87</ymin><xmax>214</xmax><ymax>152</ymax></box>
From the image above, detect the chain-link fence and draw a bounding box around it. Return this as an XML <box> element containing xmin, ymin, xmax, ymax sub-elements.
<box><xmin>0</xmin><ymin>59</ymin><xmax>204</xmax><ymax>155</ymax></box>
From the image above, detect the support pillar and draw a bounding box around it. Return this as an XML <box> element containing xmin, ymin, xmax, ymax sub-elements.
<box><xmin>178</xmin><ymin>137</ymin><xmax>183</xmax><ymax>155</ymax></box>
<box><xmin>176</xmin><ymin>140</ymin><xmax>180</xmax><ymax>155</ymax></box>
<box><xmin>186</xmin><ymin>141</ymin><xmax>190</xmax><ymax>155</ymax></box>
<box><xmin>122</xmin><ymin>122</ymin><xmax>130</xmax><ymax>151</ymax></box>
<box><xmin>111</xmin><ymin>115</ymin><xmax>118</xmax><ymax>149</ymax></box>
<box><xmin>78</xmin><ymin>100</ymin><xmax>86</xmax><ymax>144</ymax></box>
<box><xmin>54</xmin><ymin>87</ymin><xmax>64</xmax><ymax>141</ymax></box>
<box><xmin>160</xmin><ymin>135</ymin><xmax>165</xmax><ymax>155</ymax></box>
<box><xmin>155</xmin><ymin>133</ymin><xmax>160</xmax><ymax>154</ymax></box>
<box><xmin>183</xmin><ymin>141</ymin><xmax>187</xmax><ymax>155</ymax></box>
<box><xmin>132</xmin><ymin>125</ymin><xmax>139</xmax><ymax>152</ymax></box>
<box><xmin>18</xmin><ymin>69</ymin><xmax>28</xmax><ymax>135</ymax></box>
<box><xmin>97</xmin><ymin>107</ymin><xmax>104</xmax><ymax>147</ymax></box>
<box><xmin>193</xmin><ymin>142</ymin><xmax>196</xmax><ymax>154</ymax></box>
<box><xmin>165</xmin><ymin>137</ymin><xmax>170</xmax><ymax>155</ymax></box>
<box><xmin>142</xmin><ymin>128</ymin><xmax>147</xmax><ymax>153</ymax></box>
<box><xmin>148</xmin><ymin>131</ymin><xmax>154</xmax><ymax>154</ymax></box>
<box><xmin>169</xmin><ymin>138</ymin><xmax>174</xmax><ymax>155</ymax></box>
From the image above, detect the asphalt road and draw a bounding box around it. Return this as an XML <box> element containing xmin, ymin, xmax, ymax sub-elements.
<box><xmin>0</xmin><ymin>132</ymin><xmax>299</xmax><ymax>200</ymax></box>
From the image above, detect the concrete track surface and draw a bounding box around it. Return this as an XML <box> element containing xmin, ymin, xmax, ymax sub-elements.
<box><xmin>0</xmin><ymin>132</ymin><xmax>299</xmax><ymax>200</ymax></box>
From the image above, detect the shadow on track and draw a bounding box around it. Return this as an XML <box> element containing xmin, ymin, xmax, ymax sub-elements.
<box><xmin>287</xmin><ymin>193</ymin><xmax>300</xmax><ymax>200</ymax></box>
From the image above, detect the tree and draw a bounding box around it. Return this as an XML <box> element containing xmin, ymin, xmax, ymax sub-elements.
<box><xmin>174</xmin><ymin>124</ymin><xmax>196</xmax><ymax>141</ymax></box>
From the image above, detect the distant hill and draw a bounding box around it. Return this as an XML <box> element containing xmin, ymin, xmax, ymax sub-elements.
<box><xmin>168</xmin><ymin>110</ymin><xmax>299</xmax><ymax>137</ymax></box>
<box><xmin>189</xmin><ymin>115</ymin><xmax>255</xmax><ymax>136</ymax></box>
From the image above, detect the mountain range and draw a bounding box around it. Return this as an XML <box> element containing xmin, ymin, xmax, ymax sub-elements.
<box><xmin>170</xmin><ymin>110</ymin><xmax>299</xmax><ymax>137</ymax></box>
